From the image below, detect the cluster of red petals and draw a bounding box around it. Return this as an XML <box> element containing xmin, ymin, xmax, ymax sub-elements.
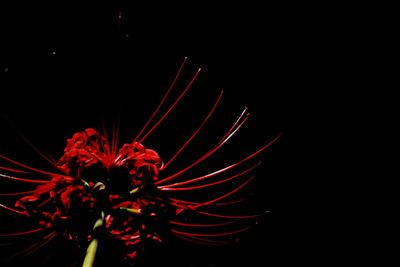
<box><xmin>15</xmin><ymin>128</ymin><xmax>167</xmax><ymax>261</ymax></box>
<box><xmin>58</xmin><ymin>128</ymin><xmax>108</xmax><ymax>174</ymax></box>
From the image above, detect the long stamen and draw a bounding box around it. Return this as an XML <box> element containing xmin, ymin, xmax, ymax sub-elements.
<box><xmin>157</xmin><ymin>132</ymin><xmax>281</xmax><ymax>186</ymax></box>
<box><xmin>217</xmin><ymin>107</ymin><xmax>248</xmax><ymax>146</ymax></box>
<box><xmin>0</xmin><ymin>154</ymin><xmax>60</xmax><ymax>177</ymax></box>
<box><xmin>163</xmin><ymin>90</ymin><xmax>224</xmax><ymax>169</ymax></box>
<box><xmin>169</xmin><ymin>220</ymin><xmax>238</xmax><ymax>228</ymax></box>
<box><xmin>101</xmin><ymin>122</ymin><xmax>114</xmax><ymax>165</ymax></box>
<box><xmin>0</xmin><ymin>203</ymin><xmax>28</xmax><ymax>216</ymax></box>
<box><xmin>22</xmin><ymin>232</ymin><xmax>57</xmax><ymax>257</ymax></box>
<box><xmin>0</xmin><ymin>166</ymin><xmax>29</xmax><ymax>174</ymax></box>
<box><xmin>160</xmin><ymin>169</ymin><xmax>254</xmax><ymax>192</ymax></box>
<box><xmin>110</xmin><ymin>114</ymin><xmax>121</xmax><ymax>159</ymax></box>
<box><xmin>171</xmin><ymin>226</ymin><xmax>251</xmax><ymax>237</ymax></box>
<box><xmin>156</xmin><ymin>110</ymin><xmax>250</xmax><ymax>185</ymax></box>
<box><xmin>3</xmin><ymin>116</ymin><xmax>60</xmax><ymax>169</ymax></box>
<box><xmin>215</xmin><ymin>197</ymin><xmax>248</xmax><ymax>206</ymax></box>
<box><xmin>196</xmin><ymin>210</ymin><xmax>265</xmax><ymax>219</ymax></box>
<box><xmin>170</xmin><ymin>198</ymin><xmax>202</xmax><ymax>206</ymax></box>
<box><xmin>8</xmin><ymin>231</ymin><xmax>56</xmax><ymax>259</ymax></box>
<box><xmin>159</xmin><ymin>162</ymin><xmax>260</xmax><ymax>189</ymax></box>
<box><xmin>0</xmin><ymin>190</ymin><xmax>35</xmax><ymax>196</ymax></box>
<box><xmin>114</xmin><ymin>113</ymin><xmax>121</xmax><ymax>158</ymax></box>
<box><xmin>139</xmin><ymin>68</ymin><xmax>202</xmax><ymax>143</ymax></box>
<box><xmin>192</xmin><ymin>176</ymin><xmax>255</xmax><ymax>208</ymax></box>
<box><xmin>173</xmin><ymin>233</ymin><xmax>228</xmax><ymax>245</ymax></box>
<box><xmin>0</xmin><ymin>173</ymin><xmax>48</xmax><ymax>184</ymax></box>
<box><xmin>134</xmin><ymin>57</ymin><xmax>188</xmax><ymax>142</ymax></box>
<box><xmin>0</xmin><ymin>227</ymin><xmax>49</xmax><ymax>237</ymax></box>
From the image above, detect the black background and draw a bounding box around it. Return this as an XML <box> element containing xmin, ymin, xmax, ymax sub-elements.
<box><xmin>0</xmin><ymin>1</ymin><xmax>318</xmax><ymax>266</ymax></box>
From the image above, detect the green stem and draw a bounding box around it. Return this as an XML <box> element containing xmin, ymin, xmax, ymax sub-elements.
<box><xmin>82</xmin><ymin>211</ymin><xmax>104</xmax><ymax>267</ymax></box>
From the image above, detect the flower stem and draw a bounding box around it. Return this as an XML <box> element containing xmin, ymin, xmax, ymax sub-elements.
<box><xmin>82</xmin><ymin>211</ymin><xmax>104</xmax><ymax>267</ymax></box>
